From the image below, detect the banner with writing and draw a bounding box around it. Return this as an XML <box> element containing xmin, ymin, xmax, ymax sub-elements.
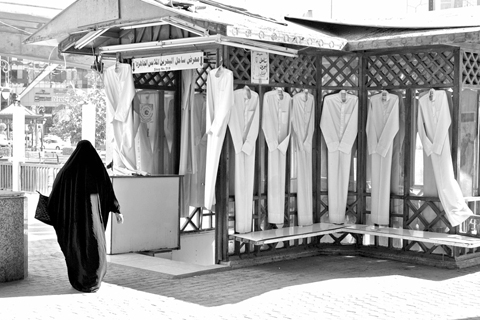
<box><xmin>251</xmin><ymin>51</ymin><xmax>269</xmax><ymax>84</ymax></box>
<box><xmin>132</xmin><ymin>52</ymin><xmax>204</xmax><ymax>73</ymax></box>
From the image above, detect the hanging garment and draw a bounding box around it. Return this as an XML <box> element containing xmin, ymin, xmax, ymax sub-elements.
<box><xmin>104</xmin><ymin>63</ymin><xmax>138</xmax><ymax>171</ymax></box>
<box><xmin>189</xmin><ymin>93</ymin><xmax>208</xmax><ymax>208</ymax></box>
<box><xmin>179</xmin><ymin>70</ymin><xmax>196</xmax><ymax>175</ymax></box>
<box><xmin>47</xmin><ymin>140</ymin><xmax>120</xmax><ymax>292</ymax></box>
<box><xmin>133</xmin><ymin>90</ymin><xmax>162</xmax><ymax>174</ymax></box>
<box><xmin>263</xmin><ymin>89</ymin><xmax>292</xmax><ymax>224</ymax></box>
<box><xmin>178</xmin><ymin>70</ymin><xmax>196</xmax><ymax>216</ymax></box>
<box><xmin>366</xmin><ymin>92</ymin><xmax>399</xmax><ymax>225</ymax></box>
<box><xmin>163</xmin><ymin>96</ymin><xmax>176</xmax><ymax>173</ymax></box>
<box><xmin>320</xmin><ymin>92</ymin><xmax>358</xmax><ymax>224</ymax></box>
<box><xmin>229</xmin><ymin>87</ymin><xmax>260</xmax><ymax>233</ymax></box>
<box><xmin>291</xmin><ymin>91</ymin><xmax>315</xmax><ymax>226</ymax></box>
<box><xmin>204</xmin><ymin>67</ymin><xmax>234</xmax><ymax>210</ymax></box>
<box><xmin>417</xmin><ymin>90</ymin><xmax>472</xmax><ymax>227</ymax></box>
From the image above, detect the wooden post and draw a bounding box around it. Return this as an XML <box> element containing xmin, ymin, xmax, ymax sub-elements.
<box><xmin>403</xmin><ymin>88</ymin><xmax>413</xmax><ymax>250</ymax></box>
<box><xmin>315</xmin><ymin>54</ymin><xmax>322</xmax><ymax>226</ymax></box>
<box><xmin>357</xmin><ymin>53</ymin><xmax>367</xmax><ymax>226</ymax></box>
<box><xmin>214</xmin><ymin>46</ymin><xmax>230</xmax><ymax>263</ymax></box>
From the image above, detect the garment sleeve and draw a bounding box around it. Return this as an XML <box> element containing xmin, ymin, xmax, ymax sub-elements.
<box><xmin>366</xmin><ymin>99</ymin><xmax>377</xmax><ymax>155</ymax></box>
<box><xmin>206</xmin><ymin>71</ymin><xmax>233</xmax><ymax>137</ymax></box>
<box><xmin>303</xmin><ymin>96</ymin><xmax>315</xmax><ymax>151</ymax></box>
<box><xmin>228</xmin><ymin>94</ymin><xmax>244</xmax><ymax>154</ymax></box>
<box><xmin>338</xmin><ymin>98</ymin><xmax>358</xmax><ymax>154</ymax></box>
<box><xmin>206</xmin><ymin>73</ymin><xmax>215</xmax><ymax>136</ymax></box>
<box><xmin>432</xmin><ymin>92</ymin><xmax>451</xmax><ymax>155</ymax></box>
<box><xmin>320</xmin><ymin>98</ymin><xmax>340</xmax><ymax>152</ymax></box>
<box><xmin>262</xmin><ymin>95</ymin><xmax>279</xmax><ymax>152</ymax></box>
<box><xmin>376</xmin><ymin>97</ymin><xmax>399</xmax><ymax>157</ymax></box>
<box><xmin>242</xmin><ymin>96</ymin><xmax>260</xmax><ymax>156</ymax></box>
<box><xmin>114</xmin><ymin>66</ymin><xmax>136</xmax><ymax>123</ymax></box>
<box><xmin>164</xmin><ymin>99</ymin><xmax>174</xmax><ymax>152</ymax></box>
<box><xmin>277</xmin><ymin>100</ymin><xmax>292</xmax><ymax>155</ymax></box>
<box><xmin>417</xmin><ymin>101</ymin><xmax>434</xmax><ymax>156</ymax></box>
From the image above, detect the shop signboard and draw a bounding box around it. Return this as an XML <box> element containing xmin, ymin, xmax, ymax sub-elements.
<box><xmin>132</xmin><ymin>52</ymin><xmax>204</xmax><ymax>73</ymax></box>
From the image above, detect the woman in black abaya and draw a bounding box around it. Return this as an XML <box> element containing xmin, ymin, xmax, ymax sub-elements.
<box><xmin>48</xmin><ymin>140</ymin><xmax>123</xmax><ymax>292</ymax></box>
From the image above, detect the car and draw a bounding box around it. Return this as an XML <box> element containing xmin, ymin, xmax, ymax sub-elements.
<box><xmin>0</xmin><ymin>135</ymin><xmax>12</xmax><ymax>147</ymax></box>
<box><xmin>42</xmin><ymin>137</ymin><xmax>69</xmax><ymax>150</ymax></box>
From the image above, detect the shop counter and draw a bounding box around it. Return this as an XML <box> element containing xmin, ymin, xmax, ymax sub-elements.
<box><xmin>106</xmin><ymin>175</ymin><xmax>180</xmax><ymax>254</ymax></box>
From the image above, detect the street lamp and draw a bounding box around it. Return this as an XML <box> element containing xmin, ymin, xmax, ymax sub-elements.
<box><xmin>1</xmin><ymin>58</ymin><xmax>11</xmax><ymax>100</ymax></box>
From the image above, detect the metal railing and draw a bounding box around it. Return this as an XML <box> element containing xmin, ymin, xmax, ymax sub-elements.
<box><xmin>0</xmin><ymin>161</ymin><xmax>61</xmax><ymax>195</ymax></box>
<box><xmin>0</xmin><ymin>161</ymin><xmax>12</xmax><ymax>190</ymax></box>
<box><xmin>20</xmin><ymin>162</ymin><xmax>62</xmax><ymax>195</ymax></box>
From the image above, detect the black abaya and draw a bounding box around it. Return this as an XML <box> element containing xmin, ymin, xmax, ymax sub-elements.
<box><xmin>47</xmin><ymin>140</ymin><xmax>120</xmax><ymax>292</ymax></box>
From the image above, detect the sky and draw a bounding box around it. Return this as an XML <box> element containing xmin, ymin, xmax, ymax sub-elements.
<box><xmin>3</xmin><ymin>0</ymin><xmax>430</xmax><ymax>20</ymax></box>
<box><xmin>221</xmin><ymin>0</ymin><xmax>430</xmax><ymax>20</ymax></box>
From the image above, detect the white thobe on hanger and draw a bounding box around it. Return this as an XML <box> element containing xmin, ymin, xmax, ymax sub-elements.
<box><xmin>163</xmin><ymin>96</ymin><xmax>175</xmax><ymax>173</ymax></box>
<box><xmin>133</xmin><ymin>90</ymin><xmax>162</xmax><ymax>174</ymax></box>
<box><xmin>229</xmin><ymin>88</ymin><xmax>260</xmax><ymax>233</ymax></box>
<box><xmin>366</xmin><ymin>92</ymin><xmax>399</xmax><ymax>225</ymax></box>
<box><xmin>320</xmin><ymin>92</ymin><xmax>358</xmax><ymax>224</ymax></box>
<box><xmin>204</xmin><ymin>67</ymin><xmax>234</xmax><ymax>210</ymax></box>
<box><xmin>179</xmin><ymin>70</ymin><xmax>196</xmax><ymax>217</ymax></box>
<box><xmin>417</xmin><ymin>90</ymin><xmax>472</xmax><ymax>227</ymax></box>
<box><xmin>179</xmin><ymin>70</ymin><xmax>196</xmax><ymax>175</ymax></box>
<box><xmin>189</xmin><ymin>93</ymin><xmax>207</xmax><ymax>208</ymax></box>
<box><xmin>263</xmin><ymin>89</ymin><xmax>292</xmax><ymax>224</ymax></box>
<box><xmin>104</xmin><ymin>63</ymin><xmax>138</xmax><ymax>171</ymax></box>
<box><xmin>291</xmin><ymin>92</ymin><xmax>315</xmax><ymax>226</ymax></box>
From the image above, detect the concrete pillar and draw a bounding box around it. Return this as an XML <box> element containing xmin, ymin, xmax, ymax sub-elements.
<box><xmin>82</xmin><ymin>103</ymin><xmax>96</xmax><ymax>146</ymax></box>
<box><xmin>12</xmin><ymin>104</ymin><xmax>25</xmax><ymax>191</ymax></box>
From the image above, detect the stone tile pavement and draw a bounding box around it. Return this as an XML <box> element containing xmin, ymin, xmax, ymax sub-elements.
<box><xmin>1</xmin><ymin>209</ymin><xmax>480</xmax><ymax>319</ymax></box>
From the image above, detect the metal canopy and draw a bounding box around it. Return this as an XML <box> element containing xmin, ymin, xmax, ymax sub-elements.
<box><xmin>25</xmin><ymin>0</ymin><xmax>347</xmax><ymax>59</ymax></box>
<box><xmin>0</xmin><ymin>1</ymin><xmax>97</xmax><ymax>69</ymax></box>
<box><xmin>285</xmin><ymin>9</ymin><xmax>480</xmax><ymax>52</ymax></box>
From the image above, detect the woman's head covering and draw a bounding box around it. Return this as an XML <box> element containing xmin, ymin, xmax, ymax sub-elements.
<box><xmin>48</xmin><ymin>140</ymin><xmax>120</xmax><ymax>229</ymax></box>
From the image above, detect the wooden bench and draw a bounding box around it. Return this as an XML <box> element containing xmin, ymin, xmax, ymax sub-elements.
<box><xmin>230</xmin><ymin>222</ymin><xmax>480</xmax><ymax>249</ymax></box>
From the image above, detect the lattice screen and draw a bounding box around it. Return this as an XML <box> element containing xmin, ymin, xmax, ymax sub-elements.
<box><xmin>462</xmin><ymin>51</ymin><xmax>480</xmax><ymax>86</ymax></box>
<box><xmin>321</xmin><ymin>55</ymin><xmax>359</xmax><ymax>87</ymax></box>
<box><xmin>196</xmin><ymin>50</ymin><xmax>217</xmax><ymax>91</ymax></box>
<box><xmin>270</xmin><ymin>54</ymin><xmax>316</xmax><ymax>86</ymax></box>
<box><xmin>133</xmin><ymin>72</ymin><xmax>176</xmax><ymax>87</ymax></box>
<box><xmin>366</xmin><ymin>51</ymin><xmax>455</xmax><ymax>87</ymax></box>
<box><xmin>227</xmin><ymin>47</ymin><xmax>316</xmax><ymax>85</ymax></box>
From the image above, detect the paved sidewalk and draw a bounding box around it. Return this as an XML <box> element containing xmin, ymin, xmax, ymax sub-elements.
<box><xmin>1</xmin><ymin>213</ymin><xmax>480</xmax><ymax>319</ymax></box>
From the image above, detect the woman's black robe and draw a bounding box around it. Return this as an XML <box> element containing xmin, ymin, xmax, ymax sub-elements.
<box><xmin>47</xmin><ymin>140</ymin><xmax>120</xmax><ymax>292</ymax></box>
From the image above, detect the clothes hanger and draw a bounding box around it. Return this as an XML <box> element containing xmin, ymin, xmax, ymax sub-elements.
<box><xmin>340</xmin><ymin>90</ymin><xmax>347</xmax><ymax>102</ymax></box>
<box><xmin>244</xmin><ymin>85</ymin><xmax>251</xmax><ymax>99</ymax></box>
<box><xmin>276</xmin><ymin>87</ymin><xmax>284</xmax><ymax>100</ymax></box>
<box><xmin>429</xmin><ymin>88</ymin><xmax>435</xmax><ymax>101</ymax></box>
<box><xmin>381</xmin><ymin>90</ymin><xmax>388</xmax><ymax>102</ymax></box>
<box><xmin>115</xmin><ymin>53</ymin><xmax>121</xmax><ymax>73</ymax></box>
<box><xmin>215</xmin><ymin>55</ymin><xmax>224</xmax><ymax>77</ymax></box>
<box><xmin>303</xmin><ymin>88</ymin><xmax>309</xmax><ymax>101</ymax></box>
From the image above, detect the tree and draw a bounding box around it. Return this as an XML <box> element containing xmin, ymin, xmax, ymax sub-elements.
<box><xmin>49</xmin><ymin>70</ymin><xmax>106</xmax><ymax>148</ymax></box>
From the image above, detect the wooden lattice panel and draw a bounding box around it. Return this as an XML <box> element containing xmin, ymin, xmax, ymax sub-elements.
<box><xmin>196</xmin><ymin>51</ymin><xmax>217</xmax><ymax>91</ymax></box>
<box><xmin>133</xmin><ymin>71</ymin><xmax>176</xmax><ymax>87</ymax></box>
<box><xmin>366</xmin><ymin>51</ymin><xmax>455</xmax><ymax>87</ymax></box>
<box><xmin>228</xmin><ymin>47</ymin><xmax>251</xmax><ymax>82</ymax></box>
<box><xmin>321</xmin><ymin>55</ymin><xmax>359</xmax><ymax>87</ymax></box>
<box><xmin>462</xmin><ymin>51</ymin><xmax>480</xmax><ymax>86</ymax></box>
<box><xmin>270</xmin><ymin>54</ymin><xmax>316</xmax><ymax>86</ymax></box>
<box><xmin>404</xmin><ymin>199</ymin><xmax>452</xmax><ymax>255</ymax></box>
